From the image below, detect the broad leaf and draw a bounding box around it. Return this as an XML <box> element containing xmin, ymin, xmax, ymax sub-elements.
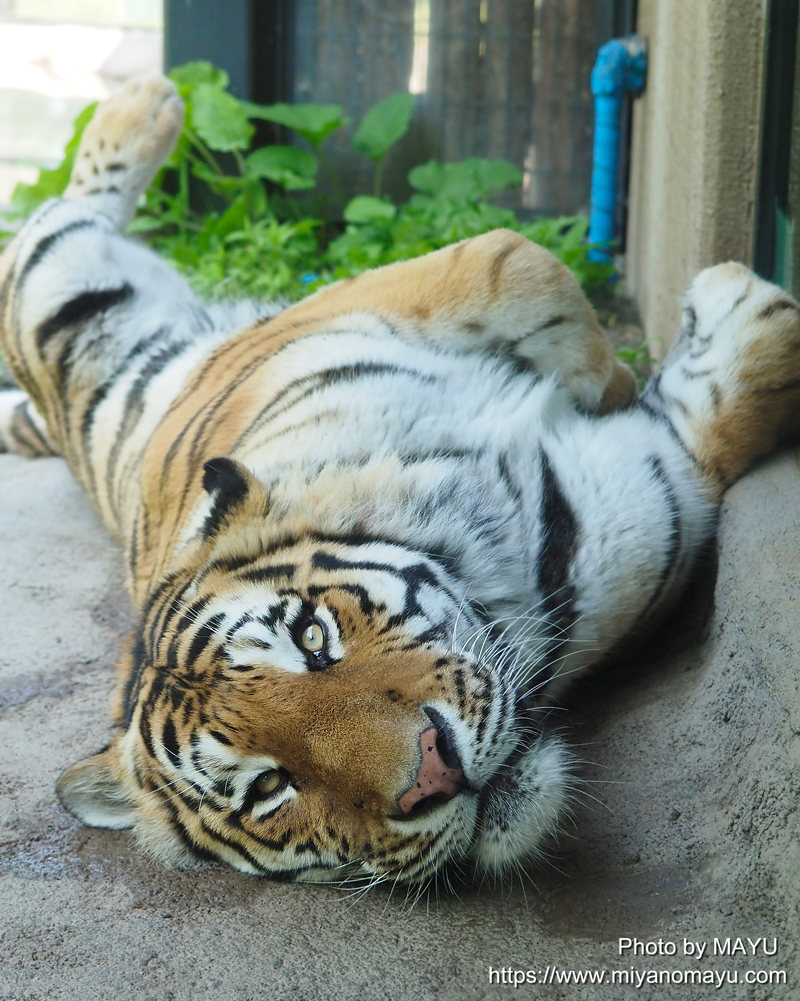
<box><xmin>241</xmin><ymin>102</ymin><xmax>344</xmax><ymax>148</ymax></box>
<box><xmin>169</xmin><ymin>61</ymin><xmax>229</xmax><ymax>92</ymax></box>
<box><xmin>246</xmin><ymin>146</ymin><xmax>318</xmax><ymax>190</ymax></box>
<box><xmin>191</xmin><ymin>84</ymin><xmax>253</xmax><ymax>151</ymax></box>
<box><xmin>408</xmin><ymin>157</ymin><xmax>521</xmax><ymax>201</ymax></box>
<box><xmin>343</xmin><ymin>196</ymin><xmax>397</xmax><ymax>223</ymax></box>
<box><xmin>406</xmin><ymin>160</ymin><xmax>446</xmax><ymax>196</ymax></box>
<box><xmin>352</xmin><ymin>92</ymin><xmax>414</xmax><ymax>161</ymax></box>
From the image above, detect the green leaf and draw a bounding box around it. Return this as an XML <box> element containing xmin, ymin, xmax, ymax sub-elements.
<box><xmin>10</xmin><ymin>101</ymin><xmax>97</xmax><ymax>215</ymax></box>
<box><xmin>343</xmin><ymin>196</ymin><xmax>396</xmax><ymax>223</ymax></box>
<box><xmin>246</xmin><ymin>146</ymin><xmax>318</xmax><ymax>190</ymax></box>
<box><xmin>408</xmin><ymin>158</ymin><xmax>522</xmax><ymax>201</ymax></box>
<box><xmin>191</xmin><ymin>84</ymin><xmax>254</xmax><ymax>151</ymax></box>
<box><xmin>406</xmin><ymin>160</ymin><xmax>446</xmax><ymax>196</ymax></box>
<box><xmin>214</xmin><ymin>196</ymin><xmax>249</xmax><ymax>239</ymax></box>
<box><xmin>191</xmin><ymin>162</ymin><xmax>248</xmax><ymax>196</ymax></box>
<box><xmin>126</xmin><ymin>214</ymin><xmax>171</xmax><ymax>234</ymax></box>
<box><xmin>352</xmin><ymin>92</ymin><xmax>414</xmax><ymax>161</ymax></box>
<box><xmin>169</xmin><ymin>61</ymin><xmax>229</xmax><ymax>91</ymax></box>
<box><xmin>241</xmin><ymin>102</ymin><xmax>345</xmax><ymax>148</ymax></box>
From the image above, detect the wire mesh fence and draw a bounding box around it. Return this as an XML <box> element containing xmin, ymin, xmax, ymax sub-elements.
<box><xmin>286</xmin><ymin>0</ymin><xmax>617</xmax><ymax>216</ymax></box>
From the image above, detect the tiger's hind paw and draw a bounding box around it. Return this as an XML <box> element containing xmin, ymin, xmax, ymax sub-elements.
<box><xmin>64</xmin><ymin>76</ymin><xmax>184</xmax><ymax>230</ymax></box>
<box><xmin>645</xmin><ymin>263</ymin><xmax>800</xmax><ymax>493</ymax></box>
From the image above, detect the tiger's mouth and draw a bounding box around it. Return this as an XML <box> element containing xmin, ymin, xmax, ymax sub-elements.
<box><xmin>476</xmin><ymin>703</ymin><xmax>542</xmax><ymax>814</ymax></box>
<box><xmin>466</xmin><ymin>702</ymin><xmax>571</xmax><ymax>876</ymax></box>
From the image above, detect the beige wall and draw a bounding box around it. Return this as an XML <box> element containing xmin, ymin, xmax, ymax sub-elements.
<box><xmin>626</xmin><ymin>0</ymin><xmax>767</xmax><ymax>360</ymax></box>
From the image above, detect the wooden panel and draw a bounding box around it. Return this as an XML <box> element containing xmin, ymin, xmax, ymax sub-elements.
<box><xmin>267</xmin><ymin>0</ymin><xmax>606</xmax><ymax>215</ymax></box>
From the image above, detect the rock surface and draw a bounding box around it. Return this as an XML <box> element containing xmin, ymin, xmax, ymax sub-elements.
<box><xmin>1</xmin><ymin>449</ymin><xmax>798</xmax><ymax>1000</ymax></box>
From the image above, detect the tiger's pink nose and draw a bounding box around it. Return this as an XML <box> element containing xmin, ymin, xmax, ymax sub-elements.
<box><xmin>397</xmin><ymin>727</ymin><xmax>465</xmax><ymax>815</ymax></box>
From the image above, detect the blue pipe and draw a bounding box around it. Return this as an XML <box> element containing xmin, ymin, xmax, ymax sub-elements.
<box><xmin>588</xmin><ymin>36</ymin><xmax>647</xmax><ymax>263</ymax></box>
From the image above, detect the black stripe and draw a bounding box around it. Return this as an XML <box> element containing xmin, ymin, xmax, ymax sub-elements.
<box><xmin>637</xmin><ymin>396</ymin><xmax>695</xmax><ymax>462</ymax></box>
<box><xmin>146</xmin><ymin>313</ymin><xmax>296</xmax><ymax>540</ymax></box>
<box><xmin>147</xmin><ymin>793</ymin><xmax>217</xmax><ymax>863</ymax></box>
<box><xmin>226</xmin><ymin>611</ymin><xmax>254</xmax><ymax>637</ymax></box>
<box><xmin>198</xmin><ymin>820</ymin><xmax>277</xmax><ymax>871</ymax></box>
<box><xmin>123</xmin><ymin>635</ymin><xmax>148</xmax><ymax>725</ymax></box>
<box><xmin>80</xmin><ymin>325</ymin><xmax>170</xmax><ymax>445</ymax></box>
<box><xmin>161</xmin><ymin>717</ymin><xmax>181</xmax><ymax>767</ymax></box>
<box><xmin>232</xmin><ymin>361</ymin><xmax>439</xmax><ymax>454</ymax></box>
<box><xmin>257</xmin><ymin>599</ymin><xmax>289</xmax><ymax>631</ymax></box>
<box><xmin>187</xmin><ymin>612</ymin><xmax>226</xmax><ymax>665</ymax></box>
<box><xmin>105</xmin><ymin>339</ymin><xmax>191</xmax><ymax>513</ymax></box>
<box><xmin>15</xmin><ymin>217</ymin><xmax>99</xmax><ymax>305</ymax></box>
<box><xmin>207</xmin><ymin>728</ymin><xmax>232</xmax><ymax>746</ymax></box>
<box><xmin>11</xmin><ymin>399</ymin><xmax>53</xmax><ymax>455</ymax></box>
<box><xmin>202</xmin><ymin>457</ymin><xmax>250</xmax><ymax>537</ymax></box>
<box><xmin>679</xmin><ymin>364</ymin><xmax>715</xmax><ymax>380</ymax></box>
<box><xmin>637</xmin><ymin>455</ymin><xmax>683</xmax><ymax>623</ymax></box>
<box><xmin>537</xmin><ymin>449</ymin><xmax>579</xmax><ymax>671</ymax></box>
<box><xmin>147</xmin><ymin>576</ymin><xmax>194</xmax><ymax>660</ymax></box>
<box><xmin>535</xmin><ymin>314</ymin><xmax>569</xmax><ymax>332</ymax></box>
<box><xmin>758</xmin><ymin>298</ymin><xmax>800</xmax><ymax>321</ymax></box>
<box><xmin>497</xmin><ymin>452</ymin><xmax>523</xmax><ymax>505</ymax></box>
<box><xmin>2</xmin><ymin>214</ymin><xmax>101</xmax><ymax>393</ymax></box>
<box><xmin>176</xmin><ymin>596</ymin><xmax>212</xmax><ymax>635</ymax></box>
<box><xmin>313</xmin><ymin>551</ymin><xmax>458</xmax><ymax>631</ymax></box>
<box><xmin>223</xmin><ymin>814</ymin><xmax>293</xmax><ymax>854</ymax></box>
<box><xmin>237</xmin><ymin>564</ymin><xmax>298</xmax><ymax>582</ymax></box>
<box><xmin>307</xmin><ymin>581</ymin><xmax>376</xmax><ymax>615</ymax></box>
<box><xmin>36</xmin><ymin>283</ymin><xmax>134</xmax><ymax>352</ymax></box>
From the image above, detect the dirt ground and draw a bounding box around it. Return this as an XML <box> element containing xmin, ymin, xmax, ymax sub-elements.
<box><xmin>1</xmin><ymin>427</ymin><xmax>799</xmax><ymax>1000</ymax></box>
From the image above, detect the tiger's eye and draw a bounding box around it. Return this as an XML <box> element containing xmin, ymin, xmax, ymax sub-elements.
<box><xmin>254</xmin><ymin>770</ymin><xmax>283</xmax><ymax>796</ymax></box>
<box><xmin>299</xmin><ymin>620</ymin><xmax>325</xmax><ymax>653</ymax></box>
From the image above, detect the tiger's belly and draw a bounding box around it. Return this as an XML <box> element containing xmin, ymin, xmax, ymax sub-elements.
<box><xmin>174</xmin><ymin>324</ymin><xmax>698</xmax><ymax>689</ymax></box>
<box><xmin>178</xmin><ymin>327</ymin><xmax>552</xmax><ymax>594</ymax></box>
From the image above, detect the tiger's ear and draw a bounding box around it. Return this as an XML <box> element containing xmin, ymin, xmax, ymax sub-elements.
<box><xmin>57</xmin><ymin>742</ymin><xmax>137</xmax><ymax>830</ymax></box>
<box><xmin>201</xmin><ymin>456</ymin><xmax>256</xmax><ymax>537</ymax></box>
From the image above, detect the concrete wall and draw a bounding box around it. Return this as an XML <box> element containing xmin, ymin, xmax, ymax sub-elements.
<box><xmin>626</xmin><ymin>0</ymin><xmax>767</xmax><ymax>360</ymax></box>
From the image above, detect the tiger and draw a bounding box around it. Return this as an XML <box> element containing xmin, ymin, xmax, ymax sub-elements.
<box><xmin>1</xmin><ymin>76</ymin><xmax>799</xmax><ymax>887</ymax></box>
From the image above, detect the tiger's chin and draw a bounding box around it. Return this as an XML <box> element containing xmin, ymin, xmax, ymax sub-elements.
<box><xmin>468</xmin><ymin>735</ymin><xmax>572</xmax><ymax>879</ymax></box>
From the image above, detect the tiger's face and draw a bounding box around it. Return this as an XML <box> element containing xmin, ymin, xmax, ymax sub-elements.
<box><xmin>58</xmin><ymin>459</ymin><xmax>570</xmax><ymax>884</ymax></box>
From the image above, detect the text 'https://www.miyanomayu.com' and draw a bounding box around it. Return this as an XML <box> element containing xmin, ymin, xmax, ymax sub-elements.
<box><xmin>488</xmin><ymin>936</ymin><xmax>786</xmax><ymax>989</ymax></box>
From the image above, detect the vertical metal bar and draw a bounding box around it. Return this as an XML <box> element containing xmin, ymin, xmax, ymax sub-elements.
<box><xmin>754</xmin><ymin>0</ymin><xmax>799</xmax><ymax>283</ymax></box>
<box><xmin>164</xmin><ymin>0</ymin><xmax>251</xmax><ymax>98</ymax></box>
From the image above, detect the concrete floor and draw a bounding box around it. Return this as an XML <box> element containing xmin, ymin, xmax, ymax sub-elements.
<box><xmin>1</xmin><ymin>448</ymin><xmax>799</xmax><ymax>1000</ymax></box>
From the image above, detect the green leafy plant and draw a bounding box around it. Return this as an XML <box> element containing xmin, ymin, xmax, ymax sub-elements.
<box><xmin>352</xmin><ymin>92</ymin><xmax>415</xmax><ymax>196</ymax></box>
<box><xmin>3</xmin><ymin>59</ymin><xmax>615</xmax><ymax>306</ymax></box>
<box><xmin>614</xmin><ymin>341</ymin><xmax>652</xmax><ymax>388</ymax></box>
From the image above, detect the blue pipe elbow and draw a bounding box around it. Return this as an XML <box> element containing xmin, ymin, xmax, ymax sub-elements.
<box><xmin>588</xmin><ymin>36</ymin><xmax>647</xmax><ymax>264</ymax></box>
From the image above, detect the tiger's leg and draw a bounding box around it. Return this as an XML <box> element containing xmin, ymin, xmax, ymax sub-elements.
<box><xmin>641</xmin><ymin>262</ymin><xmax>800</xmax><ymax>500</ymax></box>
<box><xmin>0</xmin><ymin>78</ymin><xmax>230</xmax><ymax>540</ymax></box>
<box><xmin>529</xmin><ymin>264</ymin><xmax>800</xmax><ymax>698</ymax></box>
<box><xmin>278</xmin><ymin>228</ymin><xmax>637</xmax><ymax>414</ymax></box>
<box><xmin>0</xmin><ymin>388</ymin><xmax>58</xmax><ymax>456</ymax></box>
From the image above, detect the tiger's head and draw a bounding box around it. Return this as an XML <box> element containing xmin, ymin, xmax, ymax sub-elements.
<box><xmin>58</xmin><ymin>457</ymin><xmax>570</xmax><ymax>885</ymax></box>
